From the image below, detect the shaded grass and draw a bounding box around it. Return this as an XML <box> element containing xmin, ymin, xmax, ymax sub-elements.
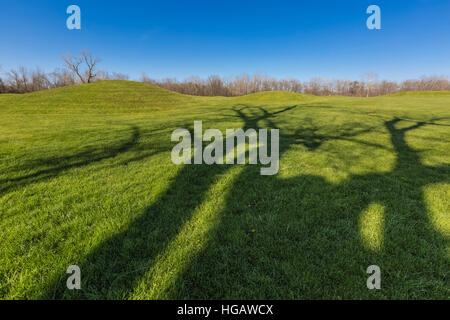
<box><xmin>0</xmin><ymin>81</ymin><xmax>448</xmax><ymax>299</ymax></box>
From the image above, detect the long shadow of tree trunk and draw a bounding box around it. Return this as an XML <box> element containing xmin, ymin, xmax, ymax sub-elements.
<box><xmin>162</xmin><ymin>116</ymin><xmax>449</xmax><ymax>299</ymax></box>
<box><xmin>43</xmin><ymin>105</ymin><xmax>298</xmax><ymax>299</ymax></box>
<box><xmin>43</xmin><ymin>162</ymin><xmax>231</xmax><ymax>299</ymax></box>
<box><xmin>42</xmin><ymin>106</ymin><xmax>449</xmax><ymax>299</ymax></box>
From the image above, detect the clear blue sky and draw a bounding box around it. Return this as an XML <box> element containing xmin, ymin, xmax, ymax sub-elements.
<box><xmin>1</xmin><ymin>0</ymin><xmax>449</xmax><ymax>81</ymax></box>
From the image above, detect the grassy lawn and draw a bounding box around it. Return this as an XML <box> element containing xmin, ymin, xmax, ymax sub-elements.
<box><xmin>0</xmin><ymin>80</ymin><xmax>448</xmax><ymax>299</ymax></box>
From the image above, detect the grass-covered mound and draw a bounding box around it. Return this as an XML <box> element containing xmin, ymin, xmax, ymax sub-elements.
<box><xmin>0</xmin><ymin>81</ymin><xmax>448</xmax><ymax>299</ymax></box>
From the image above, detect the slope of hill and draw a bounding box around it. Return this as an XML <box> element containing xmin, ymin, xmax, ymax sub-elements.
<box><xmin>0</xmin><ymin>81</ymin><xmax>448</xmax><ymax>300</ymax></box>
<box><xmin>0</xmin><ymin>81</ymin><xmax>199</xmax><ymax>113</ymax></box>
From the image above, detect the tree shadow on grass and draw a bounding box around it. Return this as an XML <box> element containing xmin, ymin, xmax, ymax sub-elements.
<box><xmin>161</xmin><ymin>114</ymin><xmax>449</xmax><ymax>299</ymax></box>
<box><xmin>0</xmin><ymin>125</ymin><xmax>142</xmax><ymax>197</ymax></box>
<box><xmin>41</xmin><ymin>105</ymin><xmax>297</xmax><ymax>299</ymax></box>
<box><xmin>0</xmin><ymin>125</ymin><xmax>177</xmax><ymax>198</ymax></box>
<box><xmin>42</xmin><ymin>105</ymin><xmax>449</xmax><ymax>299</ymax></box>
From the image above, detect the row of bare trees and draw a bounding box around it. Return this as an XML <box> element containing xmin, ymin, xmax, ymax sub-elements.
<box><xmin>0</xmin><ymin>51</ymin><xmax>128</xmax><ymax>94</ymax></box>
<box><xmin>0</xmin><ymin>67</ymin><xmax>76</xmax><ymax>93</ymax></box>
<box><xmin>1</xmin><ymin>51</ymin><xmax>449</xmax><ymax>96</ymax></box>
<box><xmin>0</xmin><ymin>67</ymin><xmax>130</xmax><ymax>94</ymax></box>
<box><xmin>141</xmin><ymin>73</ymin><xmax>450</xmax><ymax>97</ymax></box>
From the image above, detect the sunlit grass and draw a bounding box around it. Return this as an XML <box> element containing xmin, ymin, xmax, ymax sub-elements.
<box><xmin>0</xmin><ymin>81</ymin><xmax>449</xmax><ymax>299</ymax></box>
<box><xmin>424</xmin><ymin>183</ymin><xmax>450</xmax><ymax>236</ymax></box>
<box><xmin>359</xmin><ymin>203</ymin><xmax>385</xmax><ymax>252</ymax></box>
<box><xmin>132</xmin><ymin>166</ymin><xmax>243</xmax><ymax>299</ymax></box>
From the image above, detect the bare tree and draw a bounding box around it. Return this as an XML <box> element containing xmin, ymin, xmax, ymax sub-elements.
<box><xmin>7</xmin><ymin>67</ymin><xmax>29</xmax><ymax>93</ymax></box>
<box><xmin>62</xmin><ymin>54</ymin><xmax>83</xmax><ymax>83</ymax></box>
<box><xmin>364</xmin><ymin>72</ymin><xmax>378</xmax><ymax>97</ymax></box>
<box><xmin>0</xmin><ymin>77</ymin><xmax>6</xmax><ymax>93</ymax></box>
<box><xmin>62</xmin><ymin>51</ymin><xmax>100</xmax><ymax>84</ymax></box>
<box><xmin>49</xmin><ymin>69</ymin><xmax>76</xmax><ymax>88</ymax></box>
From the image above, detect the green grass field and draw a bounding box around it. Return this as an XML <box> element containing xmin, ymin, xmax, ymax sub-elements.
<box><xmin>0</xmin><ymin>80</ymin><xmax>448</xmax><ymax>299</ymax></box>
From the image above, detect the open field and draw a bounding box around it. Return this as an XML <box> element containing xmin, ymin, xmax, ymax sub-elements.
<box><xmin>0</xmin><ymin>80</ymin><xmax>449</xmax><ymax>299</ymax></box>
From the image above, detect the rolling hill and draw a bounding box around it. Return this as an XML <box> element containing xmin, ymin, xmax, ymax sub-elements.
<box><xmin>0</xmin><ymin>80</ymin><xmax>449</xmax><ymax>299</ymax></box>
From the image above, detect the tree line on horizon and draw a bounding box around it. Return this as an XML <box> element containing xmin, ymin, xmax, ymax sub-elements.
<box><xmin>1</xmin><ymin>51</ymin><xmax>449</xmax><ymax>97</ymax></box>
<box><xmin>141</xmin><ymin>73</ymin><xmax>450</xmax><ymax>97</ymax></box>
